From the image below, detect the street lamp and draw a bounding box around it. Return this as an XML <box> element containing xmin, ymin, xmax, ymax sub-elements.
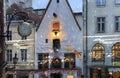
<box><xmin>13</xmin><ymin>53</ymin><xmax>18</xmax><ymax>68</ymax></box>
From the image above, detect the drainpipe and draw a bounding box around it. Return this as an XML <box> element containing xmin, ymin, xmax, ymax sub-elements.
<box><xmin>83</xmin><ymin>0</ymin><xmax>88</xmax><ymax>78</ymax></box>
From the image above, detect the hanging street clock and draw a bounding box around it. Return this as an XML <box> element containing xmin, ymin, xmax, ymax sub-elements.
<box><xmin>18</xmin><ymin>22</ymin><xmax>32</xmax><ymax>37</ymax></box>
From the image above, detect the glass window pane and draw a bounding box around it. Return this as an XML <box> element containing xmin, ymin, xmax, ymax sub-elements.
<box><xmin>112</xmin><ymin>43</ymin><xmax>120</xmax><ymax>61</ymax></box>
<box><xmin>115</xmin><ymin>16</ymin><xmax>120</xmax><ymax>31</ymax></box>
<box><xmin>64</xmin><ymin>53</ymin><xmax>75</xmax><ymax>68</ymax></box>
<box><xmin>97</xmin><ymin>17</ymin><xmax>105</xmax><ymax>32</ymax></box>
<box><xmin>38</xmin><ymin>53</ymin><xmax>49</xmax><ymax>69</ymax></box>
<box><xmin>97</xmin><ymin>0</ymin><xmax>105</xmax><ymax>6</ymax></box>
<box><xmin>92</xmin><ymin>44</ymin><xmax>104</xmax><ymax>61</ymax></box>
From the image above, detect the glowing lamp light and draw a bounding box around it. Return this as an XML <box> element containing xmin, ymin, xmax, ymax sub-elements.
<box><xmin>52</xmin><ymin>30</ymin><xmax>60</xmax><ymax>37</ymax></box>
<box><xmin>67</xmin><ymin>45</ymin><xmax>73</xmax><ymax>51</ymax></box>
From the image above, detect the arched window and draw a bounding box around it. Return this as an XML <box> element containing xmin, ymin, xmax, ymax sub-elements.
<box><xmin>112</xmin><ymin>42</ymin><xmax>120</xmax><ymax>61</ymax></box>
<box><xmin>92</xmin><ymin>43</ymin><xmax>105</xmax><ymax>61</ymax></box>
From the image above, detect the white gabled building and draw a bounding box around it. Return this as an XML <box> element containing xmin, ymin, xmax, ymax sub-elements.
<box><xmin>35</xmin><ymin>0</ymin><xmax>83</xmax><ymax>78</ymax></box>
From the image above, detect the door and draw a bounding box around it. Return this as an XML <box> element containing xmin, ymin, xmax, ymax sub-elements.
<box><xmin>50</xmin><ymin>72</ymin><xmax>62</xmax><ymax>78</ymax></box>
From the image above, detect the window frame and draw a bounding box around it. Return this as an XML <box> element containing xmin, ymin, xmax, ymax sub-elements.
<box><xmin>20</xmin><ymin>49</ymin><xmax>27</xmax><ymax>62</ymax></box>
<box><xmin>64</xmin><ymin>53</ymin><xmax>75</xmax><ymax>68</ymax></box>
<box><xmin>92</xmin><ymin>43</ymin><xmax>105</xmax><ymax>62</ymax></box>
<box><xmin>6</xmin><ymin>13</ymin><xmax>12</xmax><ymax>21</ymax></box>
<box><xmin>52</xmin><ymin>22</ymin><xmax>60</xmax><ymax>31</ymax></box>
<box><xmin>96</xmin><ymin>0</ymin><xmax>106</xmax><ymax>6</ymax></box>
<box><xmin>6</xmin><ymin>31</ymin><xmax>12</xmax><ymax>40</ymax></box>
<box><xmin>96</xmin><ymin>17</ymin><xmax>105</xmax><ymax>33</ymax></box>
<box><xmin>115</xmin><ymin>16</ymin><xmax>120</xmax><ymax>32</ymax></box>
<box><xmin>38</xmin><ymin>53</ymin><xmax>49</xmax><ymax>69</ymax></box>
<box><xmin>112</xmin><ymin>42</ymin><xmax>120</xmax><ymax>61</ymax></box>
<box><xmin>53</xmin><ymin>39</ymin><xmax>61</xmax><ymax>51</ymax></box>
<box><xmin>21</xmin><ymin>36</ymin><xmax>27</xmax><ymax>40</ymax></box>
<box><xmin>6</xmin><ymin>49</ymin><xmax>12</xmax><ymax>62</ymax></box>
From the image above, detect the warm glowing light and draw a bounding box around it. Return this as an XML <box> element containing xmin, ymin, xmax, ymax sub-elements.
<box><xmin>109</xmin><ymin>72</ymin><xmax>112</xmax><ymax>75</ymax></box>
<box><xmin>52</xmin><ymin>31</ymin><xmax>60</xmax><ymax>37</ymax></box>
<box><xmin>67</xmin><ymin>45</ymin><xmax>73</xmax><ymax>51</ymax></box>
<box><xmin>67</xmin><ymin>74</ymin><xmax>74</xmax><ymax>78</ymax></box>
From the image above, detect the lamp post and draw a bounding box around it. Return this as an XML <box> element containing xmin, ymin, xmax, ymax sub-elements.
<box><xmin>13</xmin><ymin>53</ymin><xmax>18</xmax><ymax>68</ymax></box>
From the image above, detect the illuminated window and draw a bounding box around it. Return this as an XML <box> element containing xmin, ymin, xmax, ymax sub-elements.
<box><xmin>52</xmin><ymin>22</ymin><xmax>60</xmax><ymax>31</ymax></box>
<box><xmin>51</xmin><ymin>57</ymin><xmax>61</xmax><ymax>68</ymax></box>
<box><xmin>92</xmin><ymin>43</ymin><xmax>105</xmax><ymax>61</ymax></box>
<box><xmin>112</xmin><ymin>42</ymin><xmax>120</xmax><ymax>61</ymax></box>
<box><xmin>64</xmin><ymin>53</ymin><xmax>75</xmax><ymax>68</ymax></box>
<box><xmin>38</xmin><ymin>53</ymin><xmax>49</xmax><ymax>69</ymax></box>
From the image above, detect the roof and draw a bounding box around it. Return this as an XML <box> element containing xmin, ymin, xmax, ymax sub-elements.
<box><xmin>36</xmin><ymin>0</ymin><xmax>81</xmax><ymax>31</ymax></box>
<box><xmin>6</xmin><ymin>3</ymin><xmax>42</xmax><ymax>25</ymax></box>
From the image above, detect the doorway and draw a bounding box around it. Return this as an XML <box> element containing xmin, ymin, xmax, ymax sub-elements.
<box><xmin>50</xmin><ymin>72</ymin><xmax>62</xmax><ymax>78</ymax></box>
<box><xmin>17</xmin><ymin>72</ymin><xmax>28</xmax><ymax>78</ymax></box>
<box><xmin>6</xmin><ymin>74</ymin><xmax>13</xmax><ymax>78</ymax></box>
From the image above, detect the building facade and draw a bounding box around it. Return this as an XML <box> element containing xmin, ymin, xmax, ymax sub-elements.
<box><xmin>4</xmin><ymin>0</ymin><xmax>35</xmax><ymax>78</ymax></box>
<box><xmin>0</xmin><ymin>0</ymin><xmax>6</xmax><ymax>78</ymax></box>
<box><xmin>34</xmin><ymin>0</ymin><xmax>83</xmax><ymax>78</ymax></box>
<box><xmin>85</xmin><ymin>0</ymin><xmax>120</xmax><ymax>78</ymax></box>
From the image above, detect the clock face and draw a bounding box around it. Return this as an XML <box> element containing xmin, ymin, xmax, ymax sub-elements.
<box><xmin>18</xmin><ymin>22</ymin><xmax>32</xmax><ymax>37</ymax></box>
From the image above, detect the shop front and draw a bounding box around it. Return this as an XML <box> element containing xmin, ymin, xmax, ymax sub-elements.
<box><xmin>90</xmin><ymin>66</ymin><xmax>109</xmax><ymax>78</ymax></box>
<box><xmin>109</xmin><ymin>68</ymin><xmax>120</xmax><ymax>78</ymax></box>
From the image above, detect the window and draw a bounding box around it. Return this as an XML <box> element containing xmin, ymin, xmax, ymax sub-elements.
<box><xmin>21</xmin><ymin>36</ymin><xmax>27</xmax><ymax>40</ymax></box>
<box><xmin>64</xmin><ymin>53</ymin><xmax>75</xmax><ymax>68</ymax></box>
<box><xmin>112</xmin><ymin>42</ymin><xmax>120</xmax><ymax>61</ymax></box>
<box><xmin>115</xmin><ymin>0</ymin><xmax>120</xmax><ymax>4</ymax></box>
<box><xmin>7</xmin><ymin>31</ymin><xmax>12</xmax><ymax>40</ymax></box>
<box><xmin>96</xmin><ymin>0</ymin><xmax>105</xmax><ymax>6</ymax></box>
<box><xmin>38</xmin><ymin>53</ymin><xmax>49</xmax><ymax>69</ymax></box>
<box><xmin>115</xmin><ymin>16</ymin><xmax>120</xmax><ymax>32</ymax></box>
<box><xmin>53</xmin><ymin>39</ymin><xmax>61</xmax><ymax>51</ymax></box>
<box><xmin>6</xmin><ymin>49</ymin><xmax>12</xmax><ymax>61</ymax></box>
<box><xmin>6</xmin><ymin>13</ymin><xmax>12</xmax><ymax>21</ymax></box>
<box><xmin>21</xmin><ymin>49</ymin><xmax>27</xmax><ymax>62</ymax></box>
<box><xmin>97</xmin><ymin>17</ymin><xmax>105</xmax><ymax>33</ymax></box>
<box><xmin>52</xmin><ymin>22</ymin><xmax>60</xmax><ymax>31</ymax></box>
<box><xmin>51</xmin><ymin>57</ymin><xmax>61</xmax><ymax>68</ymax></box>
<box><xmin>92</xmin><ymin>43</ymin><xmax>105</xmax><ymax>61</ymax></box>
